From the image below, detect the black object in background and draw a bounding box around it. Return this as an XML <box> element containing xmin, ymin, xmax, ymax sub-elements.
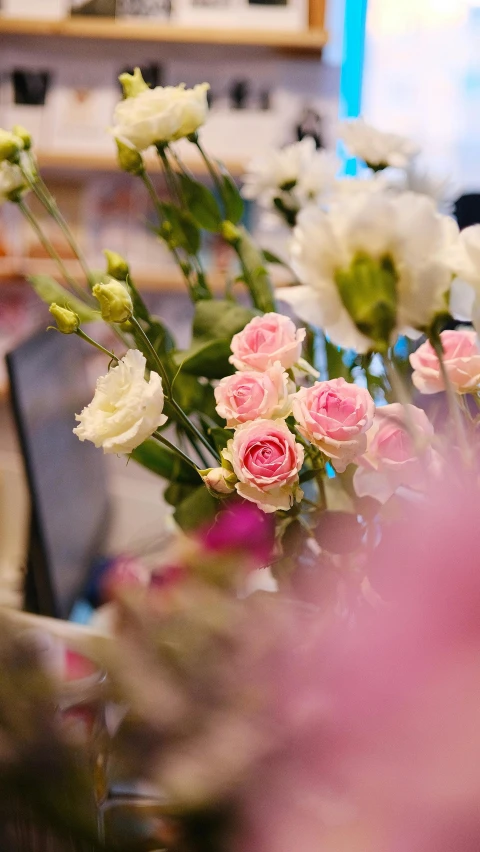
<box><xmin>118</xmin><ymin>63</ymin><xmax>162</xmax><ymax>92</ymax></box>
<box><xmin>12</xmin><ymin>70</ymin><xmax>51</xmax><ymax>106</ymax></box>
<box><xmin>453</xmin><ymin>194</ymin><xmax>480</xmax><ymax>230</ymax></box>
<box><xmin>296</xmin><ymin>106</ymin><xmax>324</xmax><ymax>149</ymax></box>
<box><xmin>71</xmin><ymin>0</ymin><xmax>117</xmax><ymax>15</ymax></box>
<box><xmin>230</xmin><ymin>80</ymin><xmax>250</xmax><ymax>110</ymax></box>
<box><xmin>6</xmin><ymin>329</ymin><xmax>110</xmax><ymax>619</ymax></box>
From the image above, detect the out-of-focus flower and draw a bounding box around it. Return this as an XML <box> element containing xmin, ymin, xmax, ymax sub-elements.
<box><xmin>230</xmin><ymin>313</ymin><xmax>305</xmax><ymax>372</ymax></box>
<box><xmin>410</xmin><ymin>329</ymin><xmax>480</xmax><ymax>394</ymax></box>
<box><xmin>279</xmin><ymin>192</ymin><xmax>458</xmax><ymax>353</ymax></box>
<box><xmin>339</xmin><ymin>118</ymin><xmax>419</xmax><ymax>170</ymax></box>
<box><xmin>444</xmin><ymin>225</ymin><xmax>480</xmax><ymax>332</ymax></box>
<box><xmin>293</xmin><ymin>378</ymin><xmax>375</xmax><ymax>473</ymax></box>
<box><xmin>104</xmin><ymin>249</ymin><xmax>129</xmax><ymax>281</ymax></box>
<box><xmin>74</xmin><ymin>349</ymin><xmax>167</xmax><ymax>454</ymax></box>
<box><xmin>202</xmin><ymin>500</ymin><xmax>275</xmax><ymax>567</ymax></box>
<box><xmin>223</xmin><ymin>419</ymin><xmax>304</xmax><ymax>512</ymax></box>
<box><xmin>112</xmin><ymin>77</ymin><xmax>210</xmax><ymax>150</ymax></box>
<box><xmin>0</xmin><ymin>128</ymin><xmax>24</xmax><ymax>162</ymax></box>
<box><xmin>242</xmin><ymin>138</ymin><xmax>338</xmax><ymax>216</ymax></box>
<box><xmin>353</xmin><ymin>402</ymin><xmax>437</xmax><ymax>503</ymax></box>
<box><xmin>0</xmin><ymin>157</ymin><xmax>30</xmax><ymax>205</ymax></box>
<box><xmin>215</xmin><ymin>362</ymin><xmax>293</xmax><ymax>427</ymax></box>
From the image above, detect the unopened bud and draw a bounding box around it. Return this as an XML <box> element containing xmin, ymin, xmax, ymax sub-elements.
<box><xmin>200</xmin><ymin>467</ymin><xmax>237</xmax><ymax>496</ymax></box>
<box><xmin>93</xmin><ymin>278</ymin><xmax>133</xmax><ymax>324</ymax></box>
<box><xmin>115</xmin><ymin>138</ymin><xmax>144</xmax><ymax>175</ymax></box>
<box><xmin>119</xmin><ymin>67</ymin><xmax>149</xmax><ymax>99</ymax></box>
<box><xmin>221</xmin><ymin>220</ymin><xmax>241</xmax><ymax>244</ymax></box>
<box><xmin>104</xmin><ymin>249</ymin><xmax>129</xmax><ymax>281</ymax></box>
<box><xmin>12</xmin><ymin>125</ymin><xmax>32</xmax><ymax>151</ymax></box>
<box><xmin>49</xmin><ymin>303</ymin><xmax>80</xmax><ymax>334</ymax></box>
<box><xmin>0</xmin><ymin>129</ymin><xmax>23</xmax><ymax>163</ymax></box>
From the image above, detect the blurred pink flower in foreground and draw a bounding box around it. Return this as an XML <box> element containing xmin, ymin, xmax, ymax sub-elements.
<box><xmin>236</xmin><ymin>471</ymin><xmax>480</xmax><ymax>852</ymax></box>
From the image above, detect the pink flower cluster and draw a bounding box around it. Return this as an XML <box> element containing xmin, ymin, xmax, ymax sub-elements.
<box><xmin>410</xmin><ymin>329</ymin><xmax>480</xmax><ymax>395</ymax></box>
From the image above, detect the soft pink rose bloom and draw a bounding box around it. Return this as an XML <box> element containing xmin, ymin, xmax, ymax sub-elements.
<box><xmin>222</xmin><ymin>419</ymin><xmax>304</xmax><ymax>513</ymax></box>
<box><xmin>409</xmin><ymin>329</ymin><xmax>480</xmax><ymax>395</ymax></box>
<box><xmin>215</xmin><ymin>362</ymin><xmax>293</xmax><ymax>427</ymax></box>
<box><xmin>230</xmin><ymin>313</ymin><xmax>306</xmax><ymax>372</ymax></box>
<box><xmin>353</xmin><ymin>403</ymin><xmax>437</xmax><ymax>503</ymax></box>
<box><xmin>293</xmin><ymin>378</ymin><xmax>375</xmax><ymax>473</ymax></box>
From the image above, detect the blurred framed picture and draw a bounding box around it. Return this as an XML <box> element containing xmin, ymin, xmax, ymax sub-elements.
<box><xmin>174</xmin><ymin>0</ymin><xmax>307</xmax><ymax>31</ymax></box>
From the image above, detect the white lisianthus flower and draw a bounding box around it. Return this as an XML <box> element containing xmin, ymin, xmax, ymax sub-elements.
<box><xmin>278</xmin><ymin>191</ymin><xmax>458</xmax><ymax>353</ymax></box>
<box><xmin>73</xmin><ymin>349</ymin><xmax>167</xmax><ymax>454</ymax></box>
<box><xmin>112</xmin><ymin>82</ymin><xmax>210</xmax><ymax>151</ymax></box>
<box><xmin>242</xmin><ymin>137</ymin><xmax>338</xmax><ymax>220</ymax></box>
<box><xmin>443</xmin><ymin>225</ymin><xmax>480</xmax><ymax>328</ymax></box>
<box><xmin>0</xmin><ymin>155</ymin><xmax>30</xmax><ymax>205</ymax></box>
<box><xmin>340</xmin><ymin>119</ymin><xmax>419</xmax><ymax>170</ymax></box>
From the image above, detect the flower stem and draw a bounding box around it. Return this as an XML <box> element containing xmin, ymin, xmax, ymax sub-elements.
<box><xmin>75</xmin><ymin>329</ymin><xmax>120</xmax><ymax>363</ymax></box>
<box><xmin>152</xmin><ymin>430</ymin><xmax>200</xmax><ymax>475</ymax></box>
<box><xmin>17</xmin><ymin>198</ymin><xmax>90</xmax><ymax>302</ymax></box>
<box><xmin>432</xmin><ymin>337</ymin><xmax>472</xmax><ymax>464</ymax></box>
<box><xmin>130</xmin><ymin>315</ymin><xmax>220</xmax><ymax>463</ymax></box>
<box><xmin>23</xmin><ymin>154</ymin><xmax>95</xmax><ymax>291</ymax></box>
<box><xmin>194</xmin><ymin>137</ymin><xmax>224</xmax><ymax>198</ymax></box>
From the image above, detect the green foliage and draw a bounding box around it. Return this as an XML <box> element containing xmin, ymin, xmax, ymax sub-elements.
<box><xmin>158</xmin><ymin>201</ymin><xmax>201</xmax><ymax>255</ymax></box>
<box><xmin>173</xmin><ymin>485</ymin><xmax>219</xmax><ymax>532</ymax></box>
<box><xmin>28</xmin><ymin>275</ymin><xmax>99</xmax><ymax>323</ymax></box>
<box><xmin>325</xmin><ymin>338</ymin><xmax>352</xmax><ymax>381</ymax></box>
<box><xmin>219</xmin><ymin>172</ymin><xmax>244</xmax><ymax>224</ymax></box>
<box><xmin>178</xmin><ymin>173</ymin><xmax>223</xmax><ymax>232</ymax></box>
<box><xmin>234</xmin><ymin>226</ymin><xmax>276</xmax><ymax>313</ymax></box>
<box><xmin>131</xmin><ymin>439</ymin><xmax>199</xmax><ymax>485</ymax></box>
<box><xmin>174</xmin><ymin>300</ymin><xmax>258</xmax><ymax>379</ymax></box>
<box><xmin>207</xmin><ymin>426</ymin><xmax>232</xmax><ymax>455</ymax></box>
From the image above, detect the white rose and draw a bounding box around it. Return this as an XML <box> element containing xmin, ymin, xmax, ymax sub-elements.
<box><xmin>339</xmin><ymin>118</ymin><xmax>419</xmax><ymax>169</ymax></box>
<box><xmin>73</xmin><ymin>349</ymin><xmax>167</xmax><ymax>454</ymax></box>
<box><xmin>112</xmin><ymin>83</ymin><xmax>210</xmax><ymax>151</ymax></box>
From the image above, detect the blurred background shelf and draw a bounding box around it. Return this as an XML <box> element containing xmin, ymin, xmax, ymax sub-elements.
<box><xmin>0</xmin><ymin>16</ymin><xmax>327</xmax><ymax>53</ymax></box>
<box><xmin>36</xmin><ymin>150</ymin><xmax>246</xmax><ymax>175</ymax></box>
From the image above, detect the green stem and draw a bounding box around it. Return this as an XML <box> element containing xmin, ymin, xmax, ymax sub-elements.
<box><xmin>130</xmin><ymin>315</ymin><xmax>219</xmax><ymax>463</ymax></box>
<box><xmin>157</xmin><ymin>145</ymin><xmax>182</xmax><ymax>206</ymax></box>
<box><xmin>152</xmin><ymin>430</ymin><xmax>200</xmax><ymax>475</ymax></box>
<box><xmin>23</xmin><ymin>154</ymin><xmax>94</xmax><ymax>290</ymax></box>
<box><xmin>17</xmin><ymin>199</ymin><xmax>90</xmax><ymax>302</ymax></box>
<box><xmin>75</xmin><ymin>329</ymin><xmax>120</xmax><ymax>362</ymax></box>
<box><xmin>194</xmin><ymin>138</ymin><xmax>224</xmax><ymax>199</ymax></box>
<box><xmin>432</xmin><ymin>337</ymin><xmax>472</xmax><ymax>464</ymax></box>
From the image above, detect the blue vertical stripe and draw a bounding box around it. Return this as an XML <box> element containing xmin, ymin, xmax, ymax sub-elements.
<box><xmin>338</xmin><ymin>0</ymin><xmax>368</xmax><ymax>174</ymax></box>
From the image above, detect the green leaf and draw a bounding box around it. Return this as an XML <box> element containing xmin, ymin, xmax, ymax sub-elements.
<box><xmin>178</xmin><ymin>174</ymin><xmax>223</xmax><ymax>232</ymax></box>
<box><xmin>325</xmin><ymin>338</ymin><xmax>352</xmax><ymax>382</ymax></box>
<box><xmin>219</xmin><ymin>173</ymin><xmax>244</xmax><ymax>224</ymax></box>
<box><xmin>173</xmin><ymin>485</ymin><xmax>219</xmax><ymax>533</ymax></box>
<box><xmin>131</xmin><ymin>439</ymin><xmax>199</xmax><ymax>485</ymax></box>
<box><xmin>172</xmin><ymin>371</ymin><xmax>208</xmax><ymax>414</ymax></box>
<box><xmin>126</xmin><ymin>274</ymin><xmax>151</xmax><ymax>323</ymax></box>
<box><xmin>235</xmin><ymin>226</ymin><xmax>276</xmax><ymax>313</ymax></box>
<box><xmin>262</xmin><ymin>249</ymin><xmax>287</xmax><ymax>265</ymax></box>
<box><xmin>207</xmin><ymin>427</ymin><xmax>232</xmax><ymax>454</ymax></box>
<box><xmin>174</xmin><ymin>338</ymin><xmax>234</xmax><ymax>379</ymax></box>
<box><xmin>164</xmin><ymin>482</ymin><xmax>197</xmax><ymax>508</ymax></box>
<box><xmin>192</xmin><ymin>299</ymin><xmax>258</xmax><ymax>342</ymax></box>
<box><xmin>28</xmin><ymin>275</ymin><xmax>99</xmax><ymax>323</ymax></box>
<box><xmin>159</xmin><ymin>202</ymin><xmax>201</xmax><ymax>254</ymax></box>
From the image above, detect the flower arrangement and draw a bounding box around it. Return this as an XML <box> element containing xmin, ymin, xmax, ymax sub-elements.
<box><xmin>2</xmin><ymin>70</ymin><xmax>480</xmax><ymax>584</ymax></box>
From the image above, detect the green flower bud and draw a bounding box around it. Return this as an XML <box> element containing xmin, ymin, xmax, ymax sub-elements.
<box><xmin>49</xmin><ymin>303</ymin><xmax>80</xmax><ymax>334</ymax></box>
<box><xmin>0</xmin><ymin>129</ymin><xmax>23</xmax><ymax>163</ymax></box>
<box><xmin>221</xmin><ymin>220</ymin><xmax>241</xmax><ymax>244</ymax></box>
<box><xmin>104</xmin><ymin>249</ymin><xmax>129</xmax><ymax>281</ymax></box>
<box><xmin>12</xmin><ymin>125</ymin><xmax>32</xmax><ymax>151</ymax></box>
<box><xmin>119</xmin><ymin>67</ymin><xmax>149</xmax><ymax>99</ymax></box>
<box><xmin>335</xmin><ymin>252</ymin><xmax>398</xmax><ymax>353</ymax></box>
<box><xmin>115</xmin><ymin>138</ymin><xmax>144</xmax><ymax>175</ymax></box>
<box><xmin>93</xmin><ymin>278</ymin><xmax>133</xmax><ymax>324</ymax></box>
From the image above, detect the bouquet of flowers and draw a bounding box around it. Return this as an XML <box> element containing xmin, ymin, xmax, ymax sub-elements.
<box><xmin>2</xmin><ymin>69</ymin><xmax>480</xmax><ymax>586</ymax></box>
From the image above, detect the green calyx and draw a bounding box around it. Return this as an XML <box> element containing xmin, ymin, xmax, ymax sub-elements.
<box><xmin>115</xmin><ymin>138</ymin><xmax>144</xmax><ymax>175</ymax></box>
<box><xmin>335</xmin><ymin>252</ymin><xmax>398</xmax><ymax>353</ymax></box>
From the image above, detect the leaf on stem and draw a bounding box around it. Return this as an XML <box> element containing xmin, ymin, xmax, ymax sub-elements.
<box><xmin>177</xmin><ymin>174</ymin><xmax>223</xmax><ymax>232</ymax></box>
<box><xmin>28</xmin><ymin>275</ymin><xmax>99</xmax><ymax>323</ymax></box>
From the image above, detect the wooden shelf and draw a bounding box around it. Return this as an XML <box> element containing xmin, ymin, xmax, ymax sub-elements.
<box><xmin>36</xmin><ymin>149</ymin><xmax>246</xmax><ymax>176</ymax></box>
<box><xmin>0</xmin><ymin>16</ymin><xmax>327</xmax><ymax>53</ymax></box>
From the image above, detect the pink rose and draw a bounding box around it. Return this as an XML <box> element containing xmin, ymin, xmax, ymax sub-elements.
<box><xmin>353</xmin><ymin>403</ymin><xmax>437</xmax><ymax>503</ymax></box>
<box><xmin>230</xmin><ymin>312</ymin><xmax>306</xmax><ymax>372</ymax></box>
<box><xmin>409</xmin><ymin>330</ymin><xmax>480</xmax><ymax>395</ymax></box>
<box><xmin>222</xmin><ymin>419</ymin><xmax>304</xmax><ymax>513</ymax></box>
<box><xmin>215</xmin><ymin>362</ymin><xmax>293</xmax><ymax>427</ymax></box>
<box><xmin>293</xmin><ymin>378</ymin><xmax>375</xmax><ymax>473</ymax></box>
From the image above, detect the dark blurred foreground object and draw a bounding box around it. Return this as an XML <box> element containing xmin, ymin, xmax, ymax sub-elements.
<box><xmin>453</xmin><ymin>193</ymin><xmax>480</xmax><ymax>230</ymax></box>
